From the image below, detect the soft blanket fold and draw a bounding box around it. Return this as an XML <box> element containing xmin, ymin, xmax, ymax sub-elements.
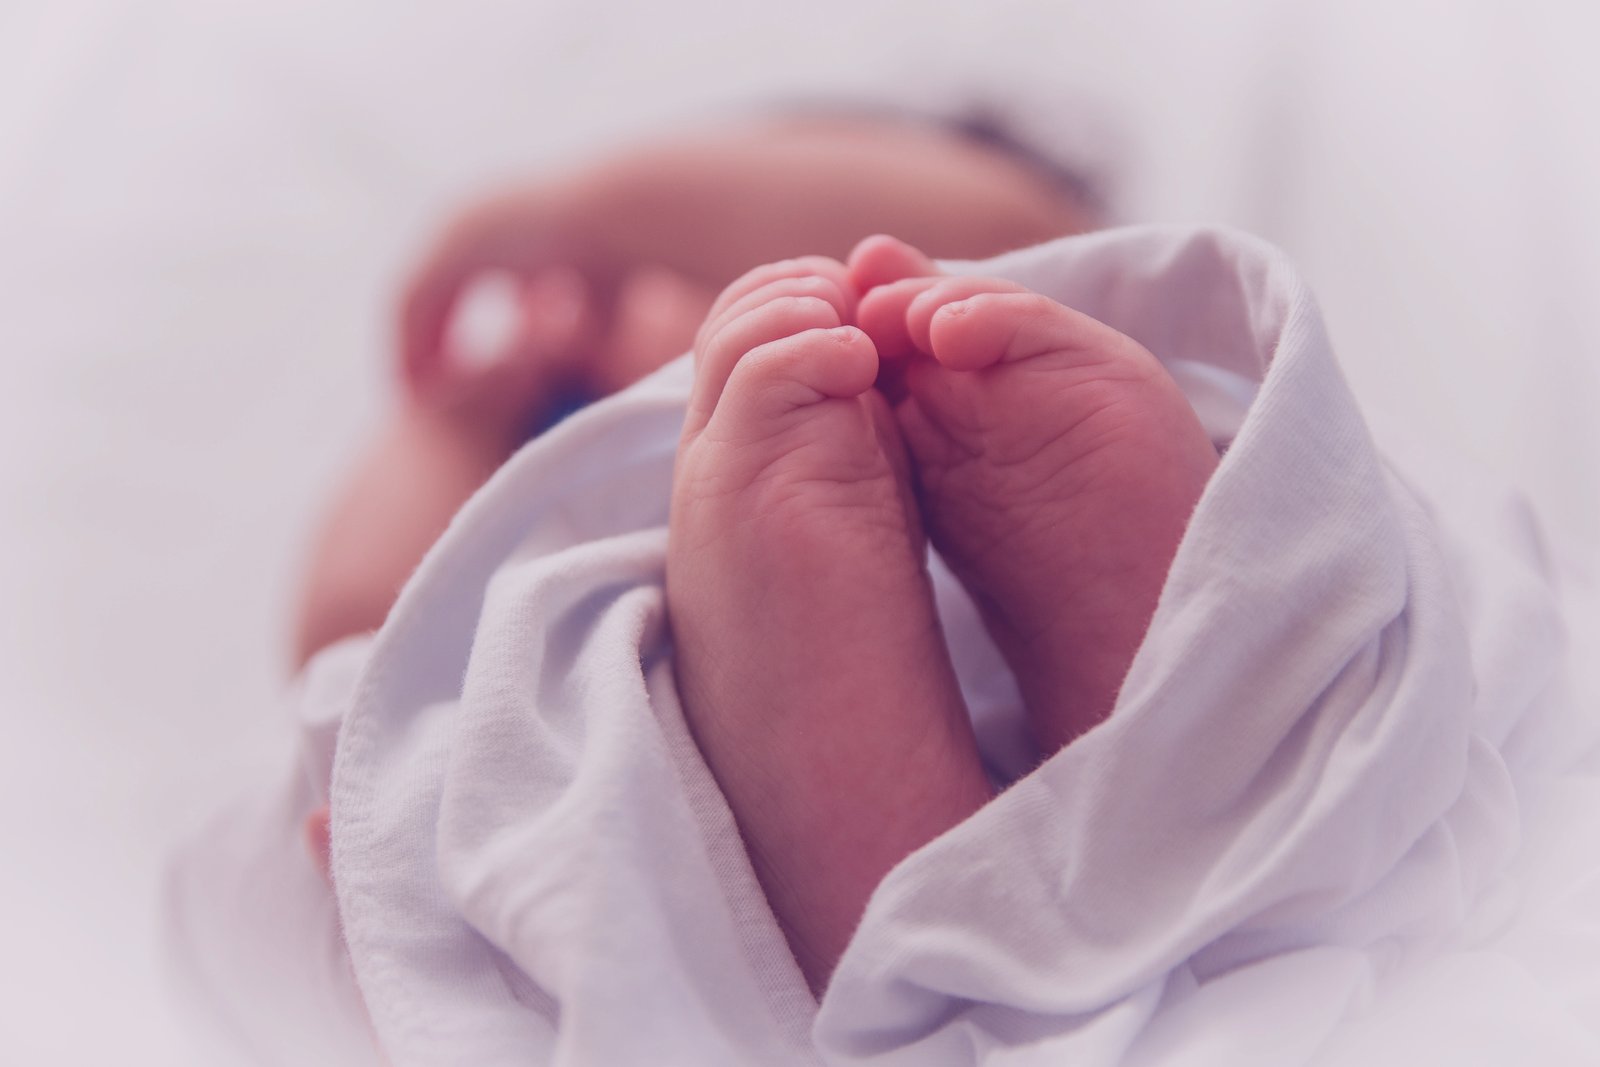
<box><xmin>319</xmin><ymin>226</ymin><xmax>1600</xmax><ymax>1066</ymax></box>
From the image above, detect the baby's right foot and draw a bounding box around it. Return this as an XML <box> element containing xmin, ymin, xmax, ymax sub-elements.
<box><xmin>851</xmin><ymin>236</ymin><xmax>1219</xmax><ymax>755</ymax></box>
<box><xmin>667</xmin><ymin>258</ymin><xmax>991</xmax><ymax>994</ymax></box>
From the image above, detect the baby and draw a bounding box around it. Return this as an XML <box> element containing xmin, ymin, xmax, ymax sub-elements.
<box><xmin>290</xmin><ymin>107</ymin><xmax>1210</xmax><ymax>1005</ymax></box>
<box><xmin>185</xmin><ymin>101</ymin><xmax>1597</xmax><ymax>1067</ymax></box>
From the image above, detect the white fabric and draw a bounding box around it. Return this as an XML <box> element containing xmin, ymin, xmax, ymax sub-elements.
<box><xmin>313</xmin><ymin>226</ymin><xmax>1600</xmax><ymax>1065</ymax></box>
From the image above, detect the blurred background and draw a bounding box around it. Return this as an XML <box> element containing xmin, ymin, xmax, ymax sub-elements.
<box><xmin>3</xmin><ymin>1</ymin><xmax>1598</xmax><ymax>1061</ymax></box>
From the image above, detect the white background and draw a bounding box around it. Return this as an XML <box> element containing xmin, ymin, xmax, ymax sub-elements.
<box><xmin>2</xmin><ymin>1</ymin><xmax>1597</xmax><ymax>1062</ymax></box>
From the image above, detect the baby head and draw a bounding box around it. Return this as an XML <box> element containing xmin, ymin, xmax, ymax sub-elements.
<box><xmin>588</xmin><ymin>104</ymin><xmax>1101</xmax><ymax>267</ymax></box>
<box><xmin>423</xmin><ymin>105</ymin><xmax>1102</xmax><ymax>403</ymax></box>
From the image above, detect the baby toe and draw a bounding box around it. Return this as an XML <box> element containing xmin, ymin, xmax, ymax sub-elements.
<box><xmin>857</xmin><ymin>276</ymin><xmax>942</xmax><ymax>365</ymax></box>
<box><xmin>846</xmin><ymin>234</ymin><xmax>940</xmax><ymax>293</ymax></box>
<box><xmin>711</xmin><ymin>327</ymin><xmax>879</xmax><ymax>429</ymax></box>
<box><xmin>696</xmin><ymin>258</ymin><xmax>855</xmax><ymax>352</ymax></box>
<box><xmin>901</xmin><ymin>278</ymin><xmax>1041</xmax><ymax>367</ymax></box>
<box><xmin>687</xmin><ymin>294</ymin><xmax>845</xmax><ymax>435</ymax></box>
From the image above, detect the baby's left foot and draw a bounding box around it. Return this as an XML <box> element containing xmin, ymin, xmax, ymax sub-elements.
<box><xmin>668</xmin><ymin>257</ymin><xmax>991</xmax><ymax>993</ymax></box>
<box><xmin>851</xmin><ymin>236</ymin><xmax>1219</xmax><ymax>754</ymax></box>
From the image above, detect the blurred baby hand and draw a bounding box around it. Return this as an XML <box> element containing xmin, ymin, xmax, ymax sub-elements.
<box><xmin>398</xmin><ymin>183</ymin><xmax>612</xmax><ymax>399</ymax></box>
<box><xmin>398</xmin><ymin>181</ymin><xmax>712</xmax><ymax>415</ymax></box>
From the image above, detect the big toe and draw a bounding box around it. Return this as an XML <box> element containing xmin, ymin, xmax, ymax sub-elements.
<box><xmin>847</xmin><ymin>234</ymin><xmax>940</xmax><ymax>292</ymax></box>
<box><xmin>709</xmin><ymin>325</ymin><xmax>881</xmax><ymax>434</ymax></box>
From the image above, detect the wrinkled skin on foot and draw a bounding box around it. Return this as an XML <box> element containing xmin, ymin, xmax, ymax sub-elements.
<box><xmin>667</xmin><ymin>257</ymin><xmax>992</xmax><ymax>995</ymax></box>
<box><xmin>850</xmin><ymin>235</ymin><xmax>1219</xmax><ymax>753</ymax></box>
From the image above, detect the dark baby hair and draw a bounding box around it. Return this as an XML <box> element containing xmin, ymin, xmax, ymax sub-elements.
<box><xmin>757</xmin><ymin>95</ymin><xmax>1108</xmax><ymax>226</ymax></box>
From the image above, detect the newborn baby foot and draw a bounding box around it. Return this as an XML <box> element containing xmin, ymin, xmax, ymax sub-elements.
<box><xmin>851</xmin><ymin>236</ymin><xmax>1219</xmax><ymax>755</ymax></box>
<box><xmin>668</xmin><ymin>257</ymin><xmax>991</xmax><ymax>994</ymax></box>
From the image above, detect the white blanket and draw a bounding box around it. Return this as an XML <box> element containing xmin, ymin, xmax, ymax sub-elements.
<box><xmin>198</xmin><ymin>226</ymin><xmax>1600</xmax><ymax>1065</ymax></box>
